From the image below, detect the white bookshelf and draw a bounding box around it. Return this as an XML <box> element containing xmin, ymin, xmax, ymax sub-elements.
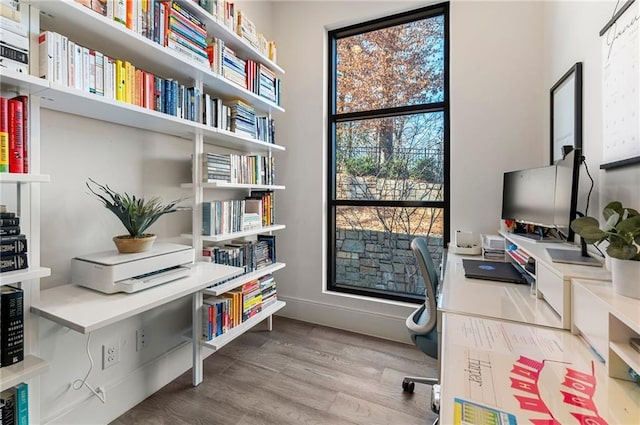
<box><xmin>182</xmin><ymin>224</ymin><xmax>286</xmax><ymax>242</ymax></box>
<box><xmin>203</xmin><ymin>262</ymin><xmax>286</xmax><ymax>296</ymax></box>
<box><xmin>181</xmin><ymin>182</ymin><xmax>285</xmax><ymax>190</ymax></box>
<box><xmin>0</xmin><ymin>355</ymin><xmax>49</xmax><ymax>393</ymax></box>
<box><xmin>202</xmin><ymin>300</ymin><xmax>286</xmax><ymax>351</ymax></box>
<box><xmin>0</xmin><ymin>173</ymin><xmax>50</xmax><ymax>183</ymax></box>
<box><xmin>0</xmin><ymin>267</ymin><xmax>51</xmax><ymax>287</ymax></box>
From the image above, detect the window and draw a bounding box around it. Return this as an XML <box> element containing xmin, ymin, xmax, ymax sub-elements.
<box><xmin>327</xmin><ymin>3</ymin><xmax>449</xmax><ymax>303</ymax></box>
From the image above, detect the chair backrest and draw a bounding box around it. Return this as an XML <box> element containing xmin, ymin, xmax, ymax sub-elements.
<box><xmin>407</xmin><ymin>236</ymin><xmax>439</xmax><ymax>336</ymax></box>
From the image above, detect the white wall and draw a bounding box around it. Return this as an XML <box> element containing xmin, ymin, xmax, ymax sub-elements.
<box><xmin>543</xmin><ymin>1</ymin><xmax>640</xmax><ymax>215</ymax></box>
<box><xmin>271</xmin><ymin>0</ymin><xmax>545</xmax><ymax>342</ymax></box>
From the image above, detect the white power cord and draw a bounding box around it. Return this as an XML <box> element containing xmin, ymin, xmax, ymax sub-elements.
<box><xmin>72</xmin><ymin>333</ymin><xmax>106</xmax><ymax>403</ymax></box>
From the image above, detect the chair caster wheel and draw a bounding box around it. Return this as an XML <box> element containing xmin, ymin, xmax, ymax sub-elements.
<box><xmin>402</xmin><ymin>379</ymin><xmax>415</xmax><ymax>393</ymax></box>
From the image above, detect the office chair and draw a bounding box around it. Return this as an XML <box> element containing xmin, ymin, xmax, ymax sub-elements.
<box><xmin>402</xmin><ymin>236</ymin><xmax>440</xmax><ymax>421</ymax></box>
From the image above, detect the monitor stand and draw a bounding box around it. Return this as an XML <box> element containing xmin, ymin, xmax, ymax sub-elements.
<box><xmin>546</xmin><ymin>239</ymin><xmax>603</xmax><ymax>267</ymax></box>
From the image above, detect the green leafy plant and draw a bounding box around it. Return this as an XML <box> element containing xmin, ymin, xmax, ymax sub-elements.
<box><xmin>571</xmin><ymin>201</ymin><xmax>640</xmax><ymax>260</ymax></box>
<box><xmin>86</xmin><ymin>178</ymin><xmax>184</xmax><ymax>239</ymax></box>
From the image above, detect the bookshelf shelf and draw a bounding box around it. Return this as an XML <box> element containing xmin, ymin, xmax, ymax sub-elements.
<box><xmin>0</xmin><ymin>267</ymin><xmax>51</xmax><ymax>287</ymax></box>
<box><xmin>0</xmin><ymin>355</ymin><xmax>49</xmax><ymax>393</ymax></box>
<box><xmin>31</xmin><ymin>0</ymin><xmax>284</xmax><ymax>115</ymax></box>
<box><xmin>610</xmin><ymin>341</ymin><xmax>640</xmax><ymax>378</ymax></box>
<box><xmin>181</xmin><ymin>182</ymin><xmax>285</xmax><ymax>190</ymax></box>
<box><xmin>177</xmin><ymin>1</ymin><xmax>284</xmax><ymax>75</ymax></box>
<box><xmin>31</xmin><ymin>262</ymin><xmax>242</xmax><ymax>334</ymax></box>
<box><xmin>201</xmin><ymin>300</ymin><xmax>286</xmax><ymax>351</ymax></box>
<box><xmin>182</xmin><ymin>224</ymin><xmax>286</xmax><ymax>242</ymax></box>
<box><xmin>0</xmin><ymin>69</ymin><xmax>50</xmax><ymax>94</ymax></box>
<box><xmin>207</xmin><ymin>129</ymin><xmax>285</xmax><ymax>152</ymax></box>
<box><xmin>0</xmin><ymin>173</ymin><xmax>50</xmax><ymax>183</ymax></box>
<box><xmin>203</xmin><ymin>262</ymin><xmax>286</xmax><ymax>296</ymax></box>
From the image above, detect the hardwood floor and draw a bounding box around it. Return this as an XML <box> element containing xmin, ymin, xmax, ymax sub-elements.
<box><xmin>110</xmin><ymin>316</ymin><xmax>439</xmax><ymax>425</ymax></box>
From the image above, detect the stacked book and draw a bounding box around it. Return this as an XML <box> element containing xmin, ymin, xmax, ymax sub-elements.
<box><xmin>227</xmin><ymin>100</ymin><xmax>256</xmax><ymax>139</ymax></box>
<box><xmin>258</xmin><ymin>65</ymin><xmax>279</xmax><ymax>105</ymax></box>
<box><xmin>166</xmin><ymin>2</ymin><xmax>209</xmax><ymax>68</ymax></box>
<box><xmin>203</xmin><ymin>235</ymin><xmax>275</xmax><ymax>274</ymax></box>
<box><xmin>222</xmin><ymin>46</ymin><xmax>247</xmax><ymax>88</ymax></box>
<box><xmin>0</xmin><ymin>0</ymin><xmax>29</xmax><ymax>74</ymax></box>
<box><xmin>259</xmin><ymin>274</ymin><xmax>277</xmax><ymax>309</ymax></box>
<box><xmin>202</xmin><ymin>152</ymin><xmax>232</xmax><ymax>183</ymax></box>
<box><xmin>482</xmin><ymin>234</ymin><xmax>506</xmax><ymax>261</ymax></box>
<box><xmin>235</xmin><ymin>11</ymin><xmax>258</xmax><ymax>48</ymax></box>
<box><xmin>0</xmin><ymin>207</ymin><xmax>28</xmax><ymax>272</ymax></box>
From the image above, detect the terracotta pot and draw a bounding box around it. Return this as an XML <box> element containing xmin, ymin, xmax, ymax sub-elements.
<box><xmin>610</xmin><ymin>258</ymin><xmax>640</xmax><ymax>300</ymax></box>
<box><xmin>113</xmin><ymin>234</ymin><xmax>156</xmax><ymax>254</ymax></box>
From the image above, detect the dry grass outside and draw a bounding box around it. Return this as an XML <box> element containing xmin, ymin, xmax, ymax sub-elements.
<box><xmin>336</xmin><ymin>205</ymin><xmax>444</xmax><ymax>236</ymax></box>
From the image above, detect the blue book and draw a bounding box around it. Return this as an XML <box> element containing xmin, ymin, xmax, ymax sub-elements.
<box><xmin>15</xmin><ymin>383</ymin><xmax>27</xmax><ymax>425</ymax></box>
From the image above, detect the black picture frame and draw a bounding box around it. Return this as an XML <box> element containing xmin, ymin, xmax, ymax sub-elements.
<box><xmin>550</xmin><ymin>62</ymin><xmax>583</xmax><ymax>164</ymax></box>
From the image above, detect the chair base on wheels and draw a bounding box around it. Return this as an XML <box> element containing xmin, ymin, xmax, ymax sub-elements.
<box><xmin>402</xmin><ymin>377</ymin><xmax>440</xmax><ymax>423</ymax></box>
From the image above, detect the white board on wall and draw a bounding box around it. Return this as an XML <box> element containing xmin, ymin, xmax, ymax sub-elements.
<box><xmin>601</xmin><ymin>0</ymin><xmax>640</xmax><ymax>168</ymax></box>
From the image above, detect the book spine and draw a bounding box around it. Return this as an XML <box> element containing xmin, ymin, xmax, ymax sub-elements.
<box><xmin>7</xmin><ymin>99</ymin><xmax>23</xmax><ymax>173</ymax></box>
<box><xmin>0</xmin><ymin>234</ymin><xmax>27</xmax><ymax>256</ymax></box>
<box><xmin>1</xmin><ymin>286</ymin><xmax>24</xmax><ymax>367</ymax></box>
<box><xmin>14</xmin><ymin>383</ymin><xmax>27</xmax><ymax>425</ymax></box>
<box><xmin>0</xmin><ymin>96</ymin><xmax>7</xmax><ymax>172</ymax></box>
<box><xmin>12</xmin><ymin>96</ymin><xmax>27</xmax><ymax>173</ymax></box>
<box><xmin>95</xmin><ymin>52</ymin><xmax>104</xmax><ymax>96</ymax></box>
<box><xmin>0</xmin><ymin>252</ymin><xmax>28</xmax><ymax>272</ymax></box>
<box><xmin>0</xmin><ymin>387</ymin><xmax>16</xmax><ymax>425</ymax></box>
<box><xmin>38</xmin><ymin>31</ymin><xmax>55</xmax><ymax>80</ymax></box>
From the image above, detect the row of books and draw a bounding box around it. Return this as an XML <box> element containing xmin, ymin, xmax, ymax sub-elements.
<box><xmin>202</xmin><ymin>234</ymin><xmax>276</xmax><ymax>274</ymax></box>
<box><xmin>202</xmin><ymin>274</ymin><xmax>277</xmax><ymax>341</ymax></box>
<box><xmin>208</xmin><ymin>39</ymin><xmax>281</xmax><ymax>105</ymax></box>
<box><xmin>74</xmin><ymin>1</ymin><xmax>280</xmax><ymax>88</ymax></box>
<box><xmin>39</xmin><ymin>30</ymin><xmax>204</xmax><ymax>122</ymax></box>
<box><xmin>202</xmin><ymin>191</ymin><xmax>275</xmax><ymax>236</ymax></box>
<box><xmin>1</xmin><ymin>382</ymin><xmax>28</xmax><ymax>425</ymax></box>
<box><xmin>1</xmin><ymin>208</ymin><xmax>28</xmax><ymax>273</ymax></box>
<box><xmin>192</xmin><ymin>0</ymin><xmax>277</xmax><ymax>63</ymax></box>
<box><xmin>202</xmin><ymin>152</ymin><xmax>276</xmax><ymax>185</ymax></box>
<box><xmin>0</xmin><ymin>96</ymin><xmax>28</xmax><ymax>174</ymax></box>
<box><xmin>0</xmin><ymin>285</ymin><xmax>24</xmax><ymax>368</ymax></box>
<box><xmin>202</xmin><ymin>96</ymin><xmax>275</xmax><ymax>143</ymax></box>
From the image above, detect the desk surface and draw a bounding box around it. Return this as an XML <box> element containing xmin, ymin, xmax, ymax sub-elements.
<box><xmin>438</xmin><ymin>253</ymin><xmax>563</xmax><ymax>329</ymax></box>
<box><xmin>439</xmin><ymin>312</ymin><xmax>640</xmax><ymax>425</ymax></box>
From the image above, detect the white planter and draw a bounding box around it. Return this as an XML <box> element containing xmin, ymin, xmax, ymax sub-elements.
<box><xmin>610</xmin><ymin>258</ymin><xmax>640</xmax><ymax>300</ymax></box>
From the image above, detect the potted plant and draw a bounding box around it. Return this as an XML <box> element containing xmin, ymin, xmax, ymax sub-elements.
<box><xmin>571</xmin><ymin>201</ymin><xmax>640</xmax><ymax>299</ymax></box>
<box><xmin>86</xmin><ymin>178</ymin><xmax>185</xmax><ymax>254</ymax></box>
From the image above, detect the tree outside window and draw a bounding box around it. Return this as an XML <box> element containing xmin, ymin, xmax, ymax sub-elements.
<box><xmin>328</xmin><ymin>4</ymin><xmax>449</xmax><ymax>302</ymax></box>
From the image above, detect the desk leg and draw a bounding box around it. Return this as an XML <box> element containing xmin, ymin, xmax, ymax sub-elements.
<box><xmin>192</xmin><ymin>291</ymin><xmax>203</xmax><ymax>386</ymax></box>
<box><xmin>267</xmin><ymin>314</ymin><xmax>273</xmax><ymax>331</ymax></box>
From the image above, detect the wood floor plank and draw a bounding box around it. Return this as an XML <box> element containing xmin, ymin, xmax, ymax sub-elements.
<box><xmin>110</xmin><ymin>317</ymin><xmax>438</xmax><ymax>425</ymax></box>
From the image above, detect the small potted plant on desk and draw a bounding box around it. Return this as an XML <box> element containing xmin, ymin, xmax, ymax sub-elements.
<box><xmin>571</xmin><ymin>201</ymin><xmax>640</xmax><ymax>299</ymax></box>
<box><xmin>86</xmin><ymin>178</ymin><xmax>185</xmax><ymax>254</ymax></box>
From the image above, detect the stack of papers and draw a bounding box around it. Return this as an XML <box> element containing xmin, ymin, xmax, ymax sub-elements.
<box><xmin>482</xmin><ymin>234</ymin><xmax>505</xmax><ymax>260</ymax></box>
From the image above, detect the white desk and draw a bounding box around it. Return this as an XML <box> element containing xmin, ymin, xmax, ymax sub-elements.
<box><xmin>439</xmin><ymin>312</ymin><xmax>640</xmax><ymax>425</ymax></box>
<box><xmin>501</xmin><ymin>233</ymin><xmax>611</xmax><ymax>329</ymax></box>
<box><xmin>438</xmin><ymin>252</ymin><xmax>563</xmax><ymax>329</ymax></box>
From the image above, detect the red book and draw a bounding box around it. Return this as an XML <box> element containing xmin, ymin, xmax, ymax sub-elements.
<box><xmin>7</xmin><ymin>99</ymin><xmax>23</xmax><ymax>173</ymax></box>
<box><xmin>0</xmin><ymin>97</ymin><xmax>8</xmax><ymax>173</ymax></box>
<box><xmin>12</xmin><ymin>96</ymin><xmax>28</xmax><ymax>173</ymax></box>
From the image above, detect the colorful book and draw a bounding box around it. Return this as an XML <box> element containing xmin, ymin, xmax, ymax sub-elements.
<box><xmin>15</xmin><ymin>383</ymin><xmax>27</xmax><ymax>425</ymax></box>
<box><xmin>0</xmin><ymin>96</ymin><xmax>8</xmax><ymax>172</ymax></box>
<box><xmin>7</xmin><ymin>98</ymin><xmax>23</xmax><ymax>173</ymax></box>
<box><xmin>11</xmin><ymin>96</ymin><xmax>27</xmax><ymax>173</ymax></box>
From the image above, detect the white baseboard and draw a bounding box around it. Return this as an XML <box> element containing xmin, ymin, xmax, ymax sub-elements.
<box><xmin>277</xmin><ymin>295</ymin><xmax>413</xmax><ymax>344</ymax></box>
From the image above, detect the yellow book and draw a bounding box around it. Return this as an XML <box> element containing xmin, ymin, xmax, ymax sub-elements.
<box><xmin>115</xmin><ymin>59</ymin><xmax>125</xmax><ymax>101</ymax></box>
<box><xmin>123</xmin><ymin>61</ymin><xmax>135</xmax><ymax>104</ymax></box>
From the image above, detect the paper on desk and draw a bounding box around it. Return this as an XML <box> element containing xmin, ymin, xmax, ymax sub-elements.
<box><xmin>442</xmin><ymin>314</ymin><xmax>633</xmax><ymax>425</ymax></box>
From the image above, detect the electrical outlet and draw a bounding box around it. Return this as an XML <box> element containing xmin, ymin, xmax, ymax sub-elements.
<box><xmin>136</xmin><ymin>328</ymin><xmax>147</xmax><ymax>351</ymax></box>
<box><xmin>102</xmin><ymin>341</ymin><xmax>120</xmax><ymax>369</ymax></box>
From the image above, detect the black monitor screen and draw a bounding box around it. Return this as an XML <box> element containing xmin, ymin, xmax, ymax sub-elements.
<box><xmin>501</xmin><ymin>148</ymin><xmax>581</xmax><ymax>240</ymax></box>
<box><xmin>501</xmin><ymin>165</ymin><xmax>557</xmax><ymax>228</ymax></box>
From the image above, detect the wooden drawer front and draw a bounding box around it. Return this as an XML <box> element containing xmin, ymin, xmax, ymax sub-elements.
<box><xmin>537</xmin><ymin>262</ymin><xmax>565</xmax><ymax>320</ymax></box>
<box><xmin>572</xmin><ymin>282</ymin><xmax>609</xmax><ymax>362</ymax></box>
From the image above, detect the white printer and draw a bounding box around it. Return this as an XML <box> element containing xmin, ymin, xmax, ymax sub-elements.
<box><xmin>71</xmin><ymin>243</ymin><xmax>195</xmax><ymax>294</ymax></box>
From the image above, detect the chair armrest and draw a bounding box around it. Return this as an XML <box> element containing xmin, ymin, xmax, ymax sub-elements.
<box><xmin>406</xmin><ymin>304</ymin><xmax>433</xmax><ymax>334</ymax></box>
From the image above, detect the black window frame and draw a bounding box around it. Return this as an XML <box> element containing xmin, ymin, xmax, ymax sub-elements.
<box><xmin>326</xmin><ymin>2</ymin><xmax>450</xmax><ymax>304</ymax></box>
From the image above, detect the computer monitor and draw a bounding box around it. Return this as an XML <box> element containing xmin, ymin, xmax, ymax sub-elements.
<box><xmin>501</xmin><ymin>148</ymin><xmax>582</xmax><ymax>242</ymax></box>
